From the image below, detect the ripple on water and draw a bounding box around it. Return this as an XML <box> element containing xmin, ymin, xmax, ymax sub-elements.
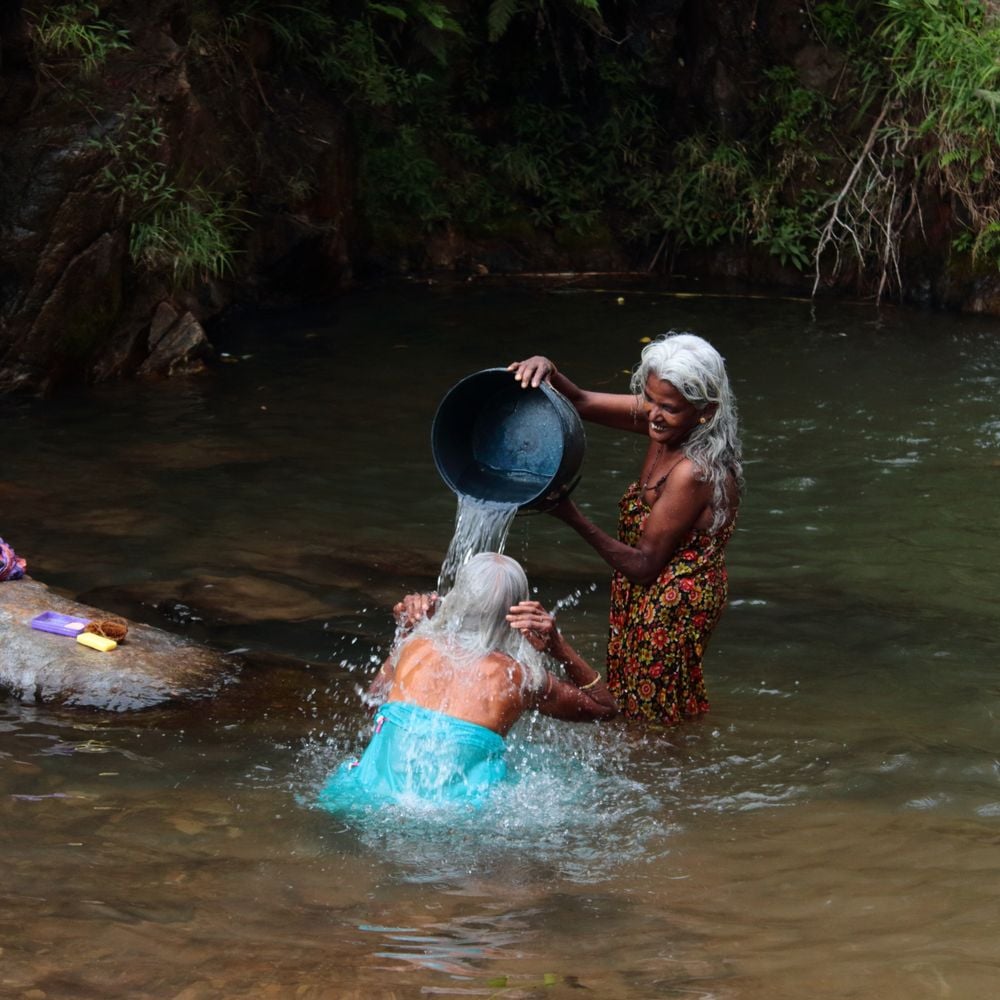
<box><xmin>904</xmin><ymin>793</ymin><xmax>953</xmax><ymax>812</ymax></box>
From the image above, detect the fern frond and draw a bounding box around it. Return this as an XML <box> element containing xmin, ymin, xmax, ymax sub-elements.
<box><xmin>487</xmin><ymin>0</ymin><xmax>521</xmax><ymax>42</ymax></box>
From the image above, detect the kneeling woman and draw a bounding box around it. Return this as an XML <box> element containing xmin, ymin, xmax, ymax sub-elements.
<box><xmin>319</xmin><ymin>553</ymin><xmax>618</xmax><ymax>810</ymax></box>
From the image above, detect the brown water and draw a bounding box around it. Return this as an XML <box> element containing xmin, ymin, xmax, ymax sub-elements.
<box><xmin>2</xmin><ymin>284</ymin><xmax>999</xmax><ymax>998</ymax></box>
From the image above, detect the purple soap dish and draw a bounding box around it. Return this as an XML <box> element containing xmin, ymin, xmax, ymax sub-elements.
<box><xmin>30</xmin><ymin>611</ymin><xmax>91</xmax><ymax>637</ymax></box>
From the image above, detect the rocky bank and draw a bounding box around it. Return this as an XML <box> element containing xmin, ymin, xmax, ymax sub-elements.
<box><xmin>3</xmin><ymin>0</ymin><xmax>999</xmax><ymax>395</ymax></box>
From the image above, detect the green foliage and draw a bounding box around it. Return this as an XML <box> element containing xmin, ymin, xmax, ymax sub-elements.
<box><xmin>609</xmin><ymin>59</ymin><xmax>833</xmax><ymax>272</ymax></box>
<box><xmin>754</xmin><ymin>201</ymin><xmax>821</xmax><ymax>271</ymax></box>
<box><xmin>186</xmin><ymin>0</ymin><xmax>1000</xmax><ymax>288</ymax></box>
<box><xmin>809</xmin><ymin>0</ymin><xmax>863</xmax><ymax>48</ymax></box>
<box><xmin>364</xmin><ymin>124</ymin><xmax>450</xmax><ymax>224</ymax></box>
<box><xmin>762</xmin><ymin>66</ymin><xmax>831</xmax><ymax>150</ymax></box>
<box><xmin>486</xmin><ymin>0</ymin><xmax>521</xmax><ymax>41</ymax></box>
<box><xmin>647</xmin><ymin>136</ymin><xmax>755</xmax><ymax>248</ymax></box>
<box><xmin>363</xmin><ymin>109</ymin><xmax>515</xmax><ymax>233</ymax></box>
<box><xmin>130</xmin><ymin>190</ymin><xmax>246</xmax><ymax>286</ymax></box>
<box><xmin>222</xmin><ymin>0</ymin><xmax>462</xmax><ymax>87</ymax></box>
<box><xmin>806</xmin><ymin>0</ymin><xmax>1000</xmax><ymax>291</ymax></box>
<box><xmin>92</xmin><ymin>101</ymin><xmax>247</xmax><ymax>287</ymax></box>
<box><xmin>486</xmin><ymin>0</ymin><xmax>603</xmax><ymax>43</ymax></box>
<box><xmin>93</xmin><ymin>108</ymin><xmax>169</xmax><ymax>206</ymax></box>
<box><xmin>495</xmin><ymin>101</ymin><xmax>605</xmax><ymax>233</ymax></box>
<box><xmin>30</xmin><ymin>1</ymin><xmax>130</xmax><ymax>77</ymax></box>
<box><xmin>880</xmin><ymin>0</ymin><xmax>1000</xmax><ymax>137</ymax></box>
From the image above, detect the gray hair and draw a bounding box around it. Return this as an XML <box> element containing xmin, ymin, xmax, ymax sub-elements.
<box><xmin>408</xmin><ymin>552</ymin><xmax>547</xmax><ymax>692</ymax></box>
<box><xmin>630</xmin><ymin>332</ymin><xmax>744</xmax><ymax>532</ymax></box>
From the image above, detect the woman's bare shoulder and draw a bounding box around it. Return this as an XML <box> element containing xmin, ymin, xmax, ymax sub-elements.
<box><xmin>392</xmin><ymin>636</ymin><xmax>440</xmax><ymax>673</ymax></box>
<box><xmin>469</xmin><ymin>651</ymin><xmax>525</xmax><ymax>690</ymax></box>
<box><xmin>656</xmin><ymin>456</ymin><xmax>709</xmax><ymax>496</ymax></box>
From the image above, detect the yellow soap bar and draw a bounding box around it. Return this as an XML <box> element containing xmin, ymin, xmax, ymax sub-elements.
<box><xmin>76</xmin><ymin>632</ymin><xmax>117</xmax><ymax>652</ymax></box>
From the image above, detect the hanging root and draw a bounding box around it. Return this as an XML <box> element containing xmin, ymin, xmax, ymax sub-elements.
<box><xmin>813</xmin><ymin>100</ymin><xmax>891</xmax><ymax>298</ymax></box>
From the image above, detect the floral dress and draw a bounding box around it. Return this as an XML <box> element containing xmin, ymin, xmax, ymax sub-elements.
<box><xmin>606</xmin><ymin>482</ymin><xmax>736</xmax><ymax>725</ymax></box>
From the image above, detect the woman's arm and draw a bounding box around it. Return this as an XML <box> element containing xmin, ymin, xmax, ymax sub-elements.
<box><xmin>551</xmin><ymin>461</ymin><xmax>713</xmax><ymax>585</ymax></box>
<box><xmin>507</xmin><ymin>356</ymin><xmax>645</xmax><ymax>434</ymax></box>
<box><xmin>365</xmin><ymin>657</ymin><xmax>396</xmax><ymax>705</ymax></box>
<box><xmin>366</xmin><ymin>592</ymin><xmax>438</xmax><ymax>703</ymax></box>
<box><xmin>506</xmin><ymin>600</ymin><xmax>618</xmax><ymax>720</ymax></box>
<box><xmin>366</xmin><ymin>655</ymin><xmax>395</xmax><ymax>704</ymax></box>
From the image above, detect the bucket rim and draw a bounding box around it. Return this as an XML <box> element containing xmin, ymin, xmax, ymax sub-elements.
<box><xmin>430</xmin><ymin>367</ymin><xmax>583</xmax><ymax>510</ymax></box>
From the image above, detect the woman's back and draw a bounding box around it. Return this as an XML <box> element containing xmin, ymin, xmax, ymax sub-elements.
<box><xmin>386</xmin><ymin>636</ymin><xmax>531</xmax><ymax>736</ymax></box>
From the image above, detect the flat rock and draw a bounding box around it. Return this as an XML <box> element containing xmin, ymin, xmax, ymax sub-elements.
<box><xmin>0</xmin><ymin>577</ymin><xmax>238</xmax><ymax>711</ymax></box>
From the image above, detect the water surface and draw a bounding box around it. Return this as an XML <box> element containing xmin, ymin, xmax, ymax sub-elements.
<box><xmin>1</xmin><ymin>283</ymin><xmax>999</xmax><ymax>998</ymax></box>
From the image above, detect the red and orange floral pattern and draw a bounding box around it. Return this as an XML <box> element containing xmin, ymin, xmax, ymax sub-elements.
<box><xmin>607</xmin><ymin>482</ymin><xmax>736</xmax><ymax>725</ymax></box>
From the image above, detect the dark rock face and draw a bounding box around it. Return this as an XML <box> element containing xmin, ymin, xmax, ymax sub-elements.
<box><xmin>0</xmin><ymin>0</ymin><xmax>355</xmax><ymax>394</ymax></box>
<box><xmin>0</xmin><ymin>576</ymin><xmax>238</xmax><ymax>711</ymax></box>
<box><xmin>0</xmin><ymin>114</ymin><xmax>126</xmax><ymax>391</ymax></box>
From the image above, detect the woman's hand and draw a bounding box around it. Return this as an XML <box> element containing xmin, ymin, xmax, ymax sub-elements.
<box><xmin>506</xmin><ymin>599</ymin><xmax>563</xmax><ymax>655</ymax></box>
<box><xmin>545</xmin><ymin>495</ymin><xmax>581</xmax><ymax>523</ymax></box>
<box><xmin>393</xmin><ymin>592</ymin><xmax>438</xmax><ymax>634</ymax></box>
<box><xmin>507</xmin><ymin>356</ymin><xmax>557</xmax><ymax>389</ymax></box>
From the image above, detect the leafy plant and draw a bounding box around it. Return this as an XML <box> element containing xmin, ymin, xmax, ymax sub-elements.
<box><xmin>92</xmin><ymin>100</ymin><xmax>247</xmax><ymax>286</ymax></box>
<box><xmin>486</xmin><ymin>0</ymin><xmax>602</xmax><ymax>43</ymax></box>
<box><xmin>130</xmin><ymin>189</ymin><xmax>246</xmax><ymax>286</ymax></box>
<box><xmin>811</xmin><ymin>0</ymin><xmax>1000</xmax><ymax>295</ymax></box>
<box><xmin>808</xmin><ymin>0</ymin><xmax>863</xmax><ymax>48</ymax></box>
<box><xmin>92</xmin><ymin>107</ymin><xmax>169</xmax><ymax>205</ymax></box>
<box><xmin>31</xmin><ymin>1</ymin><xmax>130</xmax><ymax>76</ymax></box>
<box><xmin>755</xmin><ymin>202</ymin><xmax>821</xmax><ymax>270</ymax></box>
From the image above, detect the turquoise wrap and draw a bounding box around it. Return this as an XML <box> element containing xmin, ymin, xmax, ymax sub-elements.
<box><xmin>317</xmin><ymin>701</ymin><xmax>508</xmax><ymax>811</ymax></box>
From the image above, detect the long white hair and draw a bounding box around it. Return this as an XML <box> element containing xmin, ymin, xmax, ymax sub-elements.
<box><xmin>630</xmin><ymin>332</ymin><xmax>744</xmax><ymax>532</ymax></box>
<box><xmin>406</xmin><ymin>552</ymin><xmax>547</xmax><ymax>692</ymax></box>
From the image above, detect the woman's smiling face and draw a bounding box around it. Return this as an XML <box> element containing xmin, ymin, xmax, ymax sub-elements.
<box><xmin>642</xmin><ymin>374</ymin><xmax>701</xmax><ymax>446</ymax></box>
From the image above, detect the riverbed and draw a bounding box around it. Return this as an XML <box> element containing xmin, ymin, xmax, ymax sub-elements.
<box><xmin>1</xmin><ymin>282</ymin><xmax>998</xmax><ymax>998</ymax></box>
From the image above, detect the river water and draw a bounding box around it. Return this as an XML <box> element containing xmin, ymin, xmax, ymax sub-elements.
<box><xmin>1</xmin><ymin>283</ymin><xmax>999</xmax><ymax>998</ymax></box>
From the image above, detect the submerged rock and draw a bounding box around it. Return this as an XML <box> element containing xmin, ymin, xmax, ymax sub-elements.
<box><xmin>137</xmin><ymin>304</ymin><xmax>213</xmax><ymax>377</ymax></box>
<box><xmin>82</xmin><ymin>573</ymin><xmax>333</xmax><ymax>626</ymax></box>
<box><xmin>0</xmin><ymin>577</ymin><xmax>238</xmax><ymax>711</ymax></box>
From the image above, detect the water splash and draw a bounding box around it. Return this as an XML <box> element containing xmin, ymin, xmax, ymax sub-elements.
<box><xmin>437</xmin><ymin>496</ymin><xmax>519</xmax><ymax>594</ymax></box>
<box><xmin>549</xmin><ymin>582</ymin><xmax>599</xmax><ymax>616</ymax></box>
<box><xmin>296</xmin><ymin>716</ymin><xmax>675</xmax><ymax>884</ymax></box>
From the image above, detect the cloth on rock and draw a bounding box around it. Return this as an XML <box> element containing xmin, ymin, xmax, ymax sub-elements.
<box><xmin>0</xmin><ymin>538</ymin><xmax>26</xmax><ymax>581</ymax></box>
<box><xmin>317</xmin><ymin>701</ymin><xmax>507</xmax><ymax>812</ymax></box>
<box><xmin>607</xmin><ymin>481</ymin><xmax>735</xmax><ymax>725</ymax></box>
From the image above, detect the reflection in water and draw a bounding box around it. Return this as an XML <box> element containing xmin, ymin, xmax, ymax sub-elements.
<box><xmin>2</xmin><ymin>288</ymin><xmax>1000</xmax><ymax>997</ymax></box>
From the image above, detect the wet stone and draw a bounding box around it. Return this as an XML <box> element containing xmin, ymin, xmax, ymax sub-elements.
<box><xmin>0</xmin><ymin>577</ymin><xmax>239</xmax><ymax>712</ymax></box>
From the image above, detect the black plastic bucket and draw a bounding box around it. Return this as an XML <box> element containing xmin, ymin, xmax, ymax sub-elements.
<box><xmin>432</xmin><ymin>368</ymin><xmax>586</xmax><ymax>511</ymax></box>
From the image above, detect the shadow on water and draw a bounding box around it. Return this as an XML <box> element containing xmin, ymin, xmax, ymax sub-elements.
<box><xmin>2</xmin><ymin>285</ymin><xmax>1000</xmax><ymax>997</ymax></box>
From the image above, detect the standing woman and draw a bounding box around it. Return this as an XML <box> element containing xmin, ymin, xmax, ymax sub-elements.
<box><xmin>508</xmin><ymin>333</ymin><xmax>743</xmax><ymax>725</ymax></box>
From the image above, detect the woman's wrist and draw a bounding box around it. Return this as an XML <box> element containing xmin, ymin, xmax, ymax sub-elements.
<box><xmin>539</xmin><ymin>618</ymin><xmax>603</xmax><ymax>690</ymax></box>
<box><xmin>557</xmin><ymin>645</ymin><xmax>601</xmax><ymax>689</ymax></box>
<box><xmin>547</xmin><ymin>630</ymin><xmax>571</xmax><ymax>663</ymax></box>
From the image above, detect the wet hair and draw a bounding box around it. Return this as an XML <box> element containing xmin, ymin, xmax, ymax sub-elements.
<box><xmin>408</xmin><ymin>552</ymin><xmax>547</xmax><ymax>691</ymax></box>
<box><xmin>630</xmin><ymin>332</ymin><xmax>744</xmax><ymax>532</ymax></box>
